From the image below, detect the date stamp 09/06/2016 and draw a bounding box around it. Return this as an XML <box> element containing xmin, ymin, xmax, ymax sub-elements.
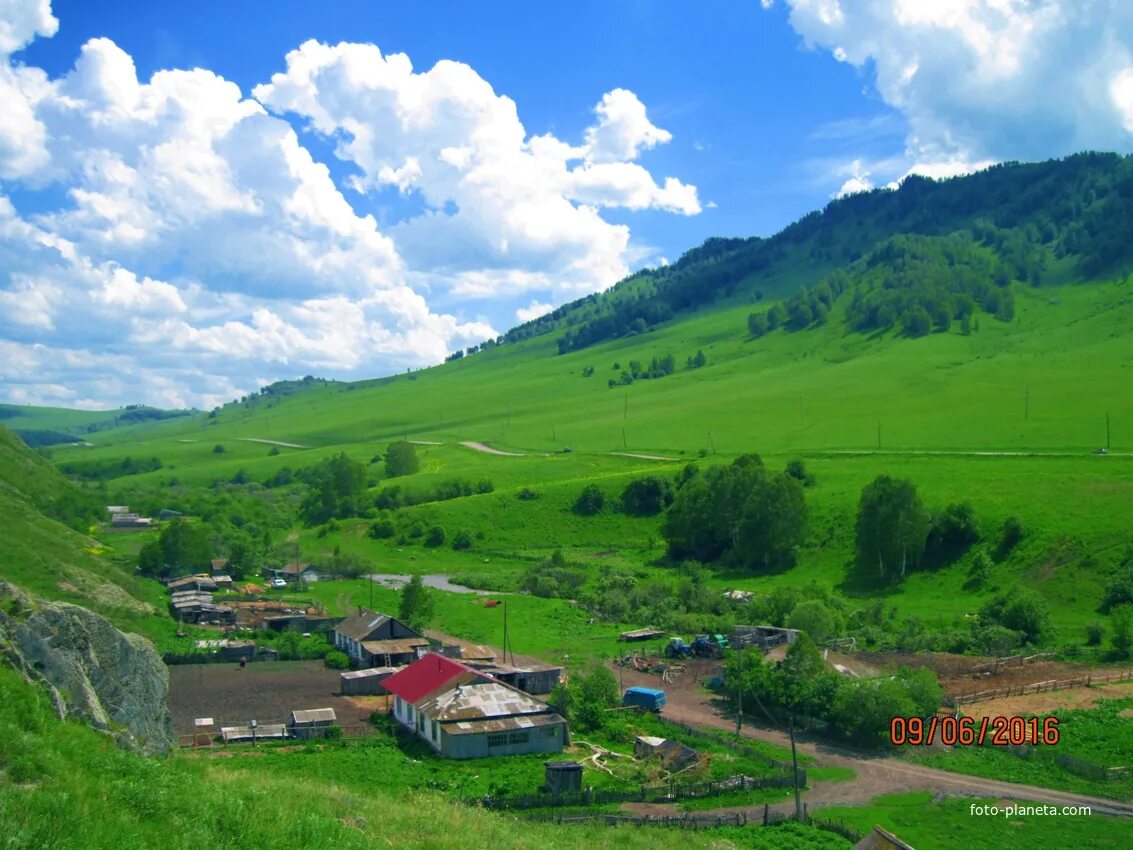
<box><xmin>889</xmin><ymin>714</ymin><xmax>1060</xmax><ymax>747</ymax></box>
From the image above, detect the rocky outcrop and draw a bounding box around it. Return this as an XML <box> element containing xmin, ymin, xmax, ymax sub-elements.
<box><xmin>0</xmin><ymin>581</ymin><xmax>174</xmax><ymax>755</ymax></box>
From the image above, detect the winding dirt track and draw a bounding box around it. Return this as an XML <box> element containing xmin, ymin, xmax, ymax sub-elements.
<box><xmin>458</xmin><ymin>441</ymin><xmax>528</xmax><ymax>456</ymax></box>
<box><xmin>612</xmin><ymin>663</ymin><xmax>1133</xmax><ymax>818</ymax></box>
<box><xmin>235</xmin><ymin>437</ymin><xmax>307</xmax><ymax>449</ymax></box>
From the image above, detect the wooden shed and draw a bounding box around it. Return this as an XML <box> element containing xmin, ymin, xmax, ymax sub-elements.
<box><xmin>288</xmin><ymin>707</ymin><xmax>337</xmax><ymax>739</ymax></box>
<box><xmin>544</xmin><ymin>760</ymin><xmax>583</xmax><ymax>794</ymax></box>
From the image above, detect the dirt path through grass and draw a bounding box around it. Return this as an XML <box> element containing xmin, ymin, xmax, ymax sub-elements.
<box><xmin>459</xmin><ymin>441</ymin><xmax>528</xmax><ymax>456</ymax></box>
<box><xmin>236</xmin><ymin>437</ymin><xmax>308</xmax><ymax>448</ymax></box>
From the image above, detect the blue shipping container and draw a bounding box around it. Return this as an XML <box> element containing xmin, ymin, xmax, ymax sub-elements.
<box><xmin>623</xmin><ymin>687</ymin><xmax>666</xmax><ymax>711</ymax></box>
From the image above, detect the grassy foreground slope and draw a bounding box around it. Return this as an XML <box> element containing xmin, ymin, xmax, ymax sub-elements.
<box><xmin>0</xmin><ymin>666</ymin><xmax>850</xmax><ymax>850</ymax></box>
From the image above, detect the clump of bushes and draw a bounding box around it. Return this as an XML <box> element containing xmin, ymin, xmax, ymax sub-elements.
<box><xmin>573</xmin><ymin>484</ymin><xmax>605</xmax><ymax>515</ymax></box>
<box><xmin>324</xmin><ymin>650</ymin><xmax>351</xmax><ymax>670</ymax></box>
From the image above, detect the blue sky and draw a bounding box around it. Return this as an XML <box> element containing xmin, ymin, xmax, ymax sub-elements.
<box><xmin>1</xmin><ymin>0</ymin><xmax>1132</xmax><ymax>409</ymax></box>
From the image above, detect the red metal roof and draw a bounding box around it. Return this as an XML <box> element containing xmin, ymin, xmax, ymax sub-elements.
<box><xmin>381</xmin><ymin>653</ymin><xmax>479</xmax><ymax>704</ymax></box>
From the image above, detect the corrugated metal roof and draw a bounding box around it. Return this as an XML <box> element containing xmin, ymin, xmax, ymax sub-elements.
<box><xmin>418</xmin><ymin>681</ymin><xmax>552</xmax><ymax>722</ymax></box>
<box><xmin>459</xmin><ymin>644</ymin><xmax>497</xmax><ymax>661</ymax></box>
<box><xmin>340</xmin><ymin>666</ymin><xmax>400</xmax><ymax>680</ymax></box>
<box><xmin>381</xmin><ymin>653</ymin><xmax>484</xmax><ymax>703</ymax></box>
<box><xmin>334</xmin><ymin>609</ymin><xmax>392</xmax><ymax>641</ymax></box>
<box><xmin>446</xmin><ymin>712</ymin><xmax>565</xmax><ymax>736</ymax></box>
<box><xmin>290</xmin><ymin>708</ymin><xmax>336</xmax><ymax>725</ymax></box>
<box><xmin>221</xmin><ymin>724</ymin><xmax>287</xmax><ymax>741</ymax></box>
<box><xmin>361</xmin><ymin>638</ymin><xmax>429</xmax><ymax>656</ymax></box>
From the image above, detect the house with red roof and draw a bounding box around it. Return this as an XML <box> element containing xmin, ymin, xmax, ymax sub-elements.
<box><xmin>383</xmin><ymin>653</ymin><xmax>568</xmax><ymax>758</ymax></box>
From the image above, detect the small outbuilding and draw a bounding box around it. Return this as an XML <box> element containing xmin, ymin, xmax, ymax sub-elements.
<box><xmin>333</xmin><ymin>609</ymin><xmax>424</xmax><ymax>663</ymax></box>
<box><xmin>544</xmin><ymin>760</ymin><xmax>583</xmax><ymax>794</ymax></box>
<box><xmin>289</xmin><ymin>707</ymin><xmax>337</xmax><ymax>739</ymax></box>
<box><xmin>634</xmin><ymin>735</ymin><xmax>699</xmax><ymax>771</ymax></box>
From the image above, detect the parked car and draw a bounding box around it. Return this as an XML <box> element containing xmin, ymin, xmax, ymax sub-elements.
<box><xmin>1093</xmin><ymin>448</ymin><xmax>1109</xmax><ymax>455</ymax></box>
<box><xmin>271</xmin><ymin>578</ymin><xmax>287</xmax><ymax>588</ymax></box>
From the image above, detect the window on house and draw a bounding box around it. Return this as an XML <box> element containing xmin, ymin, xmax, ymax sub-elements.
<box><xmin>486</xmin><ymin>733</ymin><xmax>508</xmax><ymax>748</ymax></box>
<box><xmin>541</xmin><ymin>725</ymin><xmax>558</xmax><ymax>738</ymax></box>
<box><xmin>431</xmin><ymin>720</ymin><xmax>438</xmax><ymax>741</ymax></box>
<box><xmin>507</xmin><ymin>731</ymin><xmax>529</xmax><ymax>745</ymax></box>
<box><xmin>407</xmin><ymin>705</ymin><xmax>414</xmax><ymax>722</ymax></box>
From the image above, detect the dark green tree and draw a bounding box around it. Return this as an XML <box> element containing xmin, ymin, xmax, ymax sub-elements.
<box><xmin>747</xmin><ymin>312</ymin><xmax>769</xmax><ymax>337</ymax></box>
<box><xmin>573</xmin><ymin>484</ymin><xmax>605</xmax><ymax>516</ymax></box>
<box><xmin>398</xmin><ymin>574</ymin><xmax>435</xmax><ymax>631</ymax></box>
<box><xmin>734</xmin><ymin>473</ymin><xmax>806</xmax><ymax>570</ymax></box>
<box><xmin>620</xmin><ymin>476</ymin><xmax>673</xmax><ymax>516</ymax></box>
<box><xmin>855</xmin><ymin>475</ymin><xmax>930</xmax><ymax>582</ymax></box>
<box><xmin>384</xmin><ymin>440</ymin><xmax>419</xmax><ymax>477</ymax></box>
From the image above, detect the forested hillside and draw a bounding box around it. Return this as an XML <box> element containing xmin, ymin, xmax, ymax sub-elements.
<box><xmin>479</xmin><ymin>153</ymin><xmax>1133</xmax><ymax>358</ymax></box>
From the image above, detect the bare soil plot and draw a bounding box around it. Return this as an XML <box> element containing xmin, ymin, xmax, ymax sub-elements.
<box><xmin>960</xmin><ymin>680</ymin><xmax>1133</xmax><ymax>719</ymax></box>
<box><xmin>167</xmin><ymin>660</ymin><xmax>372</xmax><ymax>734</ymax></box>
<box><xmin>850</xmin><ymin>651</ymin><xmax>1114</xmax><ymax>698</ymax></box>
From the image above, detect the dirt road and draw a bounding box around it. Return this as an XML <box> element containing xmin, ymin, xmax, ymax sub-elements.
<box><xmin>459</xmin><ymin>441</ymin><xmax>528</xmax><ymax>456</ymax></box>
<box><xmin>236</xmin><ymin>437</ymin><xmax>307</xmax><ymax>448</ymax></box>
<box><xmin>611</xmin><ymin>662</ymin><xmax>1133</xmax><ymax>818</ymax></box>
<box><xmin>610</xmin><ymin>452</ymin><xmax>680</xmax><ymax>461</ymax></box>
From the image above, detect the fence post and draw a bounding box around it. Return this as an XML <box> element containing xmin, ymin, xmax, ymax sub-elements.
<box><xmin>763</xmin><ymin>803</ymin><xmax>769</xmax><ymax>825</ymax></box>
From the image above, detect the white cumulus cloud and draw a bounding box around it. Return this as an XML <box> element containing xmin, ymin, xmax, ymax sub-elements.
<box><xmin>773</xmin><ymin>0</ymin><xmax>1133</xmax><ymax>178</ymax></box>
<box><xmin>0</xmin><ymin>4</ymin><xmax>700</xmax><ymax>409</ymax></box>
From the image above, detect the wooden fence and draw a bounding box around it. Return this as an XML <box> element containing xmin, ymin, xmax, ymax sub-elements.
<box><xmin>523</xmin><ymin>808</ymin><xmax>862</xmax><ymax>841</ymax></box>
<box><xmin>949</xmin><ymin>668</ymin><xmax>1133</xmax><ymax>707</ymax></box>
<box><xmin>964</xmin><ymin>653</ymin><xmax>1056</xmax><ymax>677</ymax></box>
<box><xmin>179</xmin><ymin>722</ymin><xmax>379</xmax><ymax>748</ymax></box>
<box><xmin>476</xmin><ymin>773</ymin><xmax>798</xmax><ymax>811</ymax></box>
<box><xmin>526</xmin><ymin>812</ymin><xmax>749</xmax><ymax>829</ymax></box>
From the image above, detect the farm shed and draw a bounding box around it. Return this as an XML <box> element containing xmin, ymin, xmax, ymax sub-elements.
<box><xmin>634</xmin><ymin>736</ymin><xmax>699</xmax><ymax>770</ymax></box>
<box><xmin>220</xmin><ymin>723</ymin><xmax>287</xmax><ymax>743</ymax></box>
<box><xmin>464</xmin><ymin>660</ymin><xmax>562</xmax><ymax>695</ymax></box>
<box><xmin>167</xmin><ymin>575</ymin><xmax>218</xmax><ymax>594</ymax></box>
<box><xmin>170</xmin><ymin>591</ymin><xmax>234</xmax><ymax>625</ymax></box>
<box><xmin>281</xmin><ymin>562</ymin><xmax>320</xmax><ymax>584</ymax></box>
<box><xmin>458</xmin><ymin>644</ymin><xmax>497</xmax><ymax>662</ymax></box>
<box><xmin>729</xmin><ymin>625</ymin><xmax>799</xmax><ymax>650</ymax></box>
<box><xmin>619</xmin><ymin>628</ymin><xmax>665</xmax><ymax>642</ymax></box>
<box><xmin>340</xmin><ymin>666</ymin><xmax>399</xmax><ymax>696</ymax></box>
<box><xmin>210</xmin><ymin>559</ymin><xmax>230</xmax><ymax>575</ymax></box>
<box><xmin>333</xmin><ymin>609</ymin><xmax>423</xmax><ymax>663</ymax></box>
<box><xmin>360</xmin><ymin>637</ymin><xmax>430</xmax><ymax>668</ymax></box>
<box><xmin>289</xmin><ymin>707</ymin><xmax>337</xmax><ymax>739</ymax></box>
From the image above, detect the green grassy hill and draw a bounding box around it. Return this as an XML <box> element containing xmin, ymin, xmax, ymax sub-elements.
<box><xmin>23</xmin><ymin>153</ymin><xmax>1133</xmax><ymax>650</ymax></box>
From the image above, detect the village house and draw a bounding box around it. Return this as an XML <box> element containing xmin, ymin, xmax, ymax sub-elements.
<box><xmin>332</xmin><ymin>608</ymin><xmax>426</xmax><ymax>664</ymax></box>
<box><xmin>281</xmin><ymin>562</ymin><xmax>320</xmax><ymax>584</ymax></box>
<box><xmin>383</xmin><ymin>654</ymin><xmax>568</xmax><ymax>759</ymax></box>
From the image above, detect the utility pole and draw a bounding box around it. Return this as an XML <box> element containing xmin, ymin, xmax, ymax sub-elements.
<box><xmin>790</xmin><ymin>715</ymin><xmax>802</xmax><ymax>821</ymax></box>
<box><xmin>877</xmin><ymin>422</ymin><xmax>882</xmax><ymax>449</ymax></box>
<box><xmin>1025</xmin><ymin>384</ymin><xmax>1030</xmax><ymax>420</ymax></box>
<box><xmin>551</xmin><ymin>423</ymin><xmax>556</xmax><ymax>441</ymax></box>
<box><xmin>1107</xmin><ymin>411</ymin><xmax>1111</xmax><ymax>450</ymax></box>
<box><xmin>502</xmin><ymin>600</ymin><xmax>509</xmax><ymax>667</ymax></box>
<box><xmin>622</xmin><ymin>428</ymin><xmax>627</xmax><ymax>449</ymax></box>
<box><xmin>623</xmin><ymin>393</ymin><xmax>628</xmax><ymax>420</ymax></box>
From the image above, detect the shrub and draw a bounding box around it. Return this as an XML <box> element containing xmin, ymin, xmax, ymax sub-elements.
<box><xmin>424</xmin><ymin>525</ymin><xmax>446</xmax><ymax>547</ymax></box>
<box><xmin>573</xmin><ymin>484</ymin><xmax>605</xmax><ymax>516</ymax></box>
<box><xmin>269</xmin><ymin>446</ymin><xmax>280</xmax><ymax>456</ymax></box>
<box><xmin>620</xmin><ymin>476</ymin><xmax>673</xmax><ymax>516</ymax></box>
<box><xmin>368</xmin><ymin>518</ymin><xmax>396</xmax><ymax>539</ymax></box>
<box><xmin>994</xmin><ymin>515</ymin><xmax>1024</xmax><ymax>561</ymax></box>
<box><xmin>515</xmin><ymin>487</ymin><xmax>539</xmax><ymax>501</ymax></box>
<box><xmin>1085</xmin><ymin>621</ymin><xmax>1105</xmax><ymax>646</ymax></box>
<box><xmin>213</xmin><ymin>444</ymin><xmax>226</xmax><ymax>454</ymax></box>
<box><xmin>452</xmin><ymin>530</ymin><xmax>473</xmax><ymax>551</ymax></box>
<box><xmin>324</xmin><ymin>651</ymin><xmax>350</xmax><ymax>670</ymax></box>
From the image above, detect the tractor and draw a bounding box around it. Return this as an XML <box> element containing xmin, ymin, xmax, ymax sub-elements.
<box><xmin>663</xmin><ymin>636</ymin><xmax>694</xmax><ymax>659</ymax></box>
<box><xmin>692</xmin><ymin>634</ymin><xmax>730</xmax><ymax>657</ymax></box>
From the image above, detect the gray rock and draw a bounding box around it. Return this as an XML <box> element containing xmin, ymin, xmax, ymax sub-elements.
<box><xmin>9</xmin><ymin>601</ymin><xmax>174</xmax><ymax>755</ymax></box>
